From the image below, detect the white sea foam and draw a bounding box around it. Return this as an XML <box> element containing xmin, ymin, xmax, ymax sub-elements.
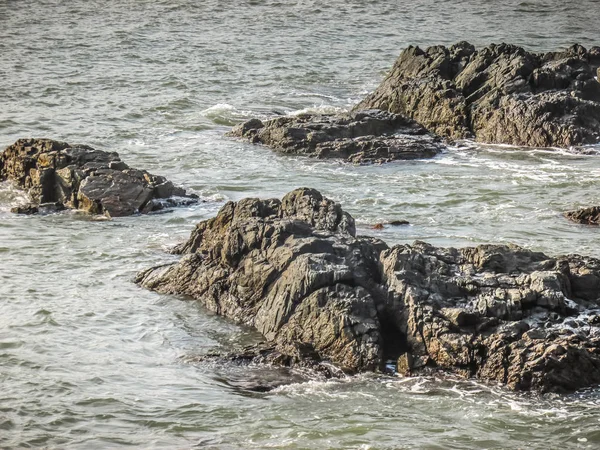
<box><xmin>0</xmin><ymin>181</ymin><xmax>31</xmax><ymax>213</ymax></box>
<box><xmin>288</xmin><ymin>104</ymin><xmax>347</xmax><ymax>116</ymax></box>
<box><xmin>199</xmin><ymin>103</ymin><xmax>266</xmax><ymax>125</ymax></box>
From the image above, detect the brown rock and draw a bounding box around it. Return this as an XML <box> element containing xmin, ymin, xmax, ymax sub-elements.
<box><xmin>565</xmin><ymin>206</ymin><xmax>600</xmax><ymax>225</ymax></box>
<box><xmin>137</xmin><ymin>188</ymin><xmax>381</xmax><ymax>374</ymax></box>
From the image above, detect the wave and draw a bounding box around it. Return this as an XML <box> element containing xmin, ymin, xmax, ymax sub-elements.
<box><xmin>200</xmin><ymin>101</ymin><xmax>349</xmax><ymax>127</ymax></box>
<box><xmin>287</xmin><ymin>104</ymin><xmax>347</xmax><ymax>116</ymax></box>
<box><xmin>0</xmin><ymin>181</ymin><xmax>30</xmax><ymax>213</ymax></box>
<box><xmin>199</xmin><ymin>103</ymin><xmax>262</xmax><ymax>126</ymax></box>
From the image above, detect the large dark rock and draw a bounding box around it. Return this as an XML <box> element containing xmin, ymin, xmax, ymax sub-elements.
<box><xmin>137</xmin><ymin>188</ymin><xmax>382</xmax><ymax>372</ymax></box>
<box><xmin>137</xmin><ymin>188</ymin><xmax>600</xmax><ymax>393</ymax></box>
<box><xmin>356</xmin><ymin>42</ymin><xmax>600</xmax><ymax>148</ymax></box>
<box><xmin>229</xmin><ymin>109</ymin><xmax>445</xmax><ymax>164</ymax></box>
<box><xmin>1</xmin><ymin>138</ymin><xmax>198</xmax><ymax>217</ymax></box>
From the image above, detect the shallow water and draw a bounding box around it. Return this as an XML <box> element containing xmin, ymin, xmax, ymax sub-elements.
<box><xmin>2</xmin><ymin>0</ymin><xmax>600</xmax><ymax>448</ymax></box>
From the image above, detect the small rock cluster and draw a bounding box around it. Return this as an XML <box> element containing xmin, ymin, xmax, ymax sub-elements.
<box><xmin>565</xmin><ymin>206</ymin><xmax>600</xmax><ymax>225</ymax></box>
<box><xmin>0</xmin><ymin>138</ymin><xmax>197</xmax><ymax>217</ymax></box>
<box><xmin>230</xmin><ymin>42</ymin><xmax>600</xmax><ymax>226</ymax></box>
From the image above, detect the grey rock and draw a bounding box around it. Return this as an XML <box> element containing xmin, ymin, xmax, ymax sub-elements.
<box><xmin>0</xmin><ymin>138</ymin><xmax>198</xmax><ymax>217</ymax></box>
<box><xmin>356</xmin><ymin>42</ymin><xmax>600</xmax><ymax>148</ymax></box>
<box><xmin>379</xmin><ymin>241</ymin><xmax>600</xmax><ymax>392</ymax></box>
<box><xmin>229</xmin><ymin>109</ymin><xmax>445</xmax><ymax>164</ymax></box>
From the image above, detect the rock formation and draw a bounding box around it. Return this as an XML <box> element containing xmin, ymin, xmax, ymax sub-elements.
<box><xmin>565</xmin><ymin>206</ymin><xmax>600</xmax><ymax>225</ymax></box>
<box><xmin>356</xmin><ymin>42</ymin><xmax>600</xmax><ymax>148</ymax></box>
<box><xmin>137</xmin><ymin>188</ymin><xmax>600</xmax><ymax>393</ymax></box>
<box><xmin>229</xmin><ymin>109</ymin><xmax>445</xmax><ymax>164</ymax></box>
<box><xmin>0</xmin><ymin>138</ymin><xmax>198</xmax><ymax>217</ymax></box>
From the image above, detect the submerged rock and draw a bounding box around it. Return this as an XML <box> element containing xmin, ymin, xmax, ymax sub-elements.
<box><xmin>356</xmin><ymin>42</ymin><xmax>600</xmax><ymax>148</ymax></box>
<box><xmin>137</xmin><ymin>188</ymin><xmax>600</xmax><ymax>393</ymax></box>
<box><xmin>0</xmin><ymin>138</ymin><xmax>198</xmax><ymax>217</ymax></box>
<box><xmin>229</xmin><ymin>109</ymin><xmax>445</xmax><ymax>164</ymax></box>
<box><xmin>372</xmin><ymin>220</ymin><xmax>410</xmax><ymax>229</ymax></box>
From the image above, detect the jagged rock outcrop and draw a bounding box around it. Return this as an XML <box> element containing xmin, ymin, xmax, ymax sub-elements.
<box><xmin>356</xmin><ymin>42</ymin><xmax>600</xmax><ymax>148</ymax></box>
<box><xmin>229</xmin><ymin>109</ymin><xmax>445</xmax><ymax>164</ymax></box>
<box><xmin>137</xmin><ymin>188</ymin><xmax>600</xmax><ymax>393</ymax></box>
<box><xmin>137</xmin><ymin>188</ymin><xmax>383</xmax><ymax>372</ymax></box>
<box><xmin>565</xmin><ymin>206</ymin><xmax>600</xmax><ymax>225</ymax></box>
<box><xmin>0</xmin><ymin>138</ymin><xmax>198</xmax><ymax>217</ymax></box>
<box><xmin>381</xmin><ymin>242</ymin><xmax>600</xmax><ymax>392</ymax></box>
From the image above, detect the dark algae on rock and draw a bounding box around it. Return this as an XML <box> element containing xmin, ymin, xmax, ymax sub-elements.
<box><xmin>137</xmin><ymin>188</ymin><xmax>600</xmax><ymax>393</ymax></box>
<box><xmin>356</xmin><ymin>42</ymin><xmax>600</xmax><ymax>148</ymax></box>
<box><xmin>229</xmin><ymin>109</ymin><xmax>445</xmax><ymax>164</ymax></box>
<box><xmin>0</xmin><ymin>138</ymin><xmax>198</xmax><ymax>217</ymax></box>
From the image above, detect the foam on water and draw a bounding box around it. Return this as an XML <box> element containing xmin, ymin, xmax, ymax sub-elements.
<box><xmin>288</xmin><ymin>104</ymin><xmax>347</xmax><ymax>116</ymax></box>
<box><xmin>200</xmin><ymin>103</ymin><xmax>262</xmax><ymax>126</ymax></box>
<box><xmin>0</xmin><ymin>181</ymin><xmax>30</xmax><ymax>212</ymax></box>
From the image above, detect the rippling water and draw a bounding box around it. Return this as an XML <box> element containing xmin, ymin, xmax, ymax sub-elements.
<box><xmin>2</xmin><ymin>1</ymin><xmax>600</xmax><ymax>448</ymax></box>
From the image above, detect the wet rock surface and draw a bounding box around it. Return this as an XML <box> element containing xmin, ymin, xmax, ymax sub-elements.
<box><xmin>229</xmin><ymin>109</ymin><xmax>445</xmax><ymax>164</ymax></box>
<box><xmin>137</xmin><ymin>188</ymin><xmax>600</xmax><ymax>393</ymax></box>
<box><xmin>356</xmin><ymin>42</ymin><xmax>600</xmax><ymax>148</ymax></box>
<box><xmin>381</xmin><ymin>242</ymin><xmax>600</xmax><ymax>393</ymax></box>
<box><xmin>1</xmin><ymin>138</ymin><xmax>198</xmax><ymax>217</ymax></box>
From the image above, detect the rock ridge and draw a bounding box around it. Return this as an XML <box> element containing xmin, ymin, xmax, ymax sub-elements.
<box><xmin>229</xmin><ymin>109</ymin><xmax>446</xmax><ymax>164</ymax></box>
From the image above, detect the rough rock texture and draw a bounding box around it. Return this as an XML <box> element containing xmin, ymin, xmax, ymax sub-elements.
<box><xmin>565</xmin><ymin>206</ymin><xmax>600</xmax><ymax>225</ymax></box>
<box><xmin>356</xmin><ymin>42</ymin><xmax>600</xmax><ymax>148</ymax></box>
<box><xmin>381</xmin><ymin>242</ymin><xmax>600</xmax><ymax>392</ymax></box>
<box><xmin>138</xmin><ymin>188</ymin><xmax>382</xmax><ymax>372</ymax></box>
<box><xmin>229</xmin><ymin>109</ymin><xmax>445</xmax><ymax>164</ymax></box>
<box><xmin>137</xmin><ymin>188</ymin><xmax>600</xmax><ymax>393</ymax></box>
<box><xmin>1</xmin><ymin>138</ymin><xmax>198</xmax><ymax>217</ymax></box>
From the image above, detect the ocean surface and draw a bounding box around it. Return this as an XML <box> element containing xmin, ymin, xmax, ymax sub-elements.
<box><xmin>2</xmin><ymin>1</ymin><xmax>600</xmax><ymax>448</ymax></box>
